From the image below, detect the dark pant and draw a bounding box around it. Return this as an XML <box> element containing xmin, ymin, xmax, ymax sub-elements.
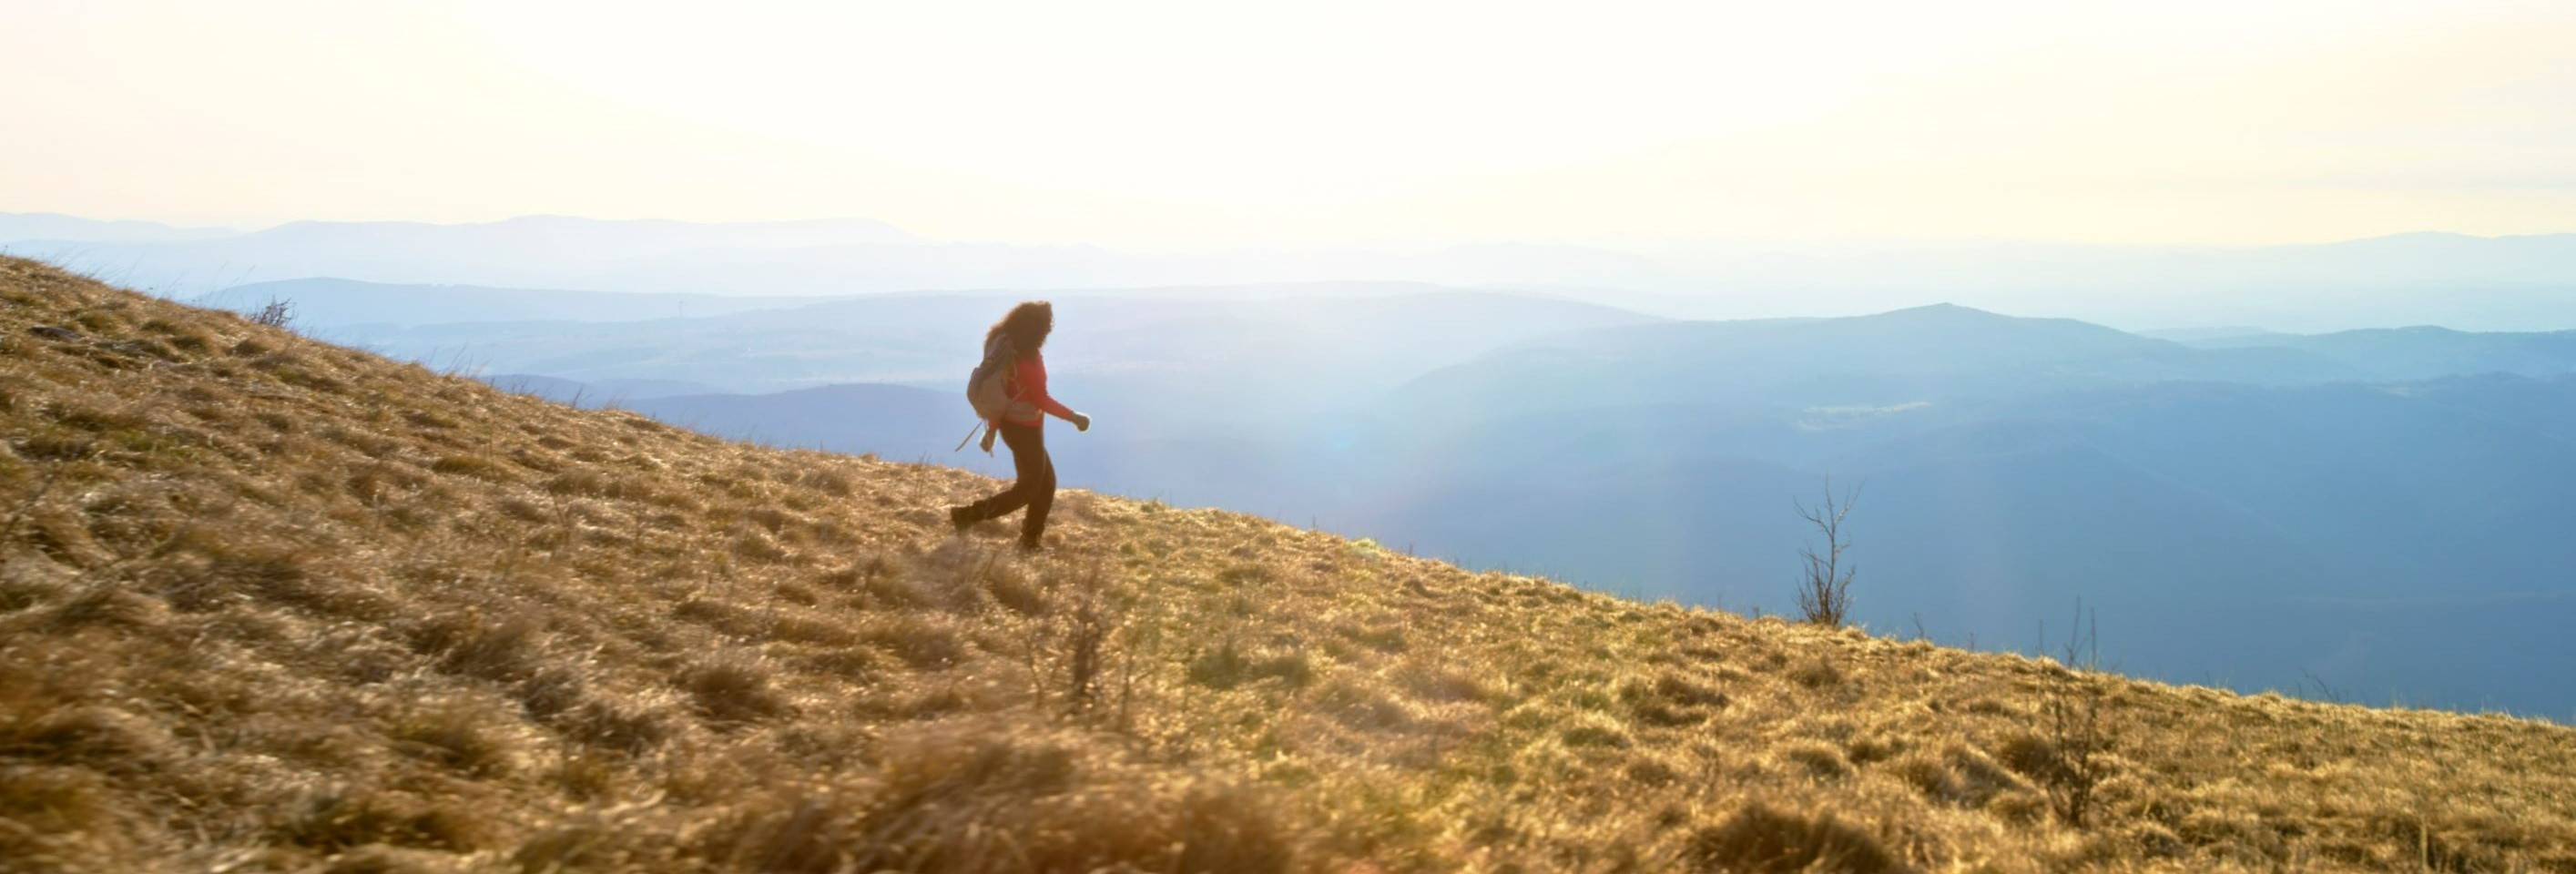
<box><xmin>964</xmin><ymin>422</ymin><xmax>1054</xmax><ymax>545</ymax></box>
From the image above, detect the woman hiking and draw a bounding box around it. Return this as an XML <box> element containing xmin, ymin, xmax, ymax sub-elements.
<box><xmin>950</xmin><ymin>300</ymin><xmax>1090</xmax><ymax>552</ymax></box>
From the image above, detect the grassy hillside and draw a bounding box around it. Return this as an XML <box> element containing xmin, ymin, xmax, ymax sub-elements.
<box><xmin>2</xmin><ymin>256</ymin><xmax>2571</xmax><ymax>873</ymax></box>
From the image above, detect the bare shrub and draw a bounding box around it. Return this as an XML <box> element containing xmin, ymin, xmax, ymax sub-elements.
<box><xmin>2018</xmin><ymin>603</ymin><xmax>2116</xmax><ymax>829</ymax></box>
<box><xmin>1062</xmin><ymin>584</ymin><xmax>1113</xmax><ymax>711</ymax></box>
<box><xmin>1793</xmin><ymin>481</ymin><xmax>1862</xmax><ymax>628</ymax></box>
<box><xmin>1004</xmin><ymin>564</ymin><xmax>1131</xmax><ymax>716</ymax></box>
<box><xmin>248</xmin><ymin>297</ymin><xmax>294</xmax><ymax>330</ymax></box>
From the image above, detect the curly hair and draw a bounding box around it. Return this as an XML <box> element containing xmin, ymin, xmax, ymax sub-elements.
<box><xmin>985</xmin><ymin>300</ymin><xmax>1054</xmax><ymax>352</ymax></box>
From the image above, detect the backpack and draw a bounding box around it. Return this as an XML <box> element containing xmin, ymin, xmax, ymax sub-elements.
<box><xmin>966</xmin><ymin>334</ymin><xmax>1017</xmax><ymax>422</ymax></box>
<box><xmin>954</xmin><ymin>334</ymin><xmax>1032</xmax><ymax>452</ymax></box>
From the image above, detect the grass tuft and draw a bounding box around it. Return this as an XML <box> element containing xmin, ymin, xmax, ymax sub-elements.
<box><xmin>1685</xmin><ymin>801</ymin><xmax>1909</xmax><ymax>874</ymax></box>
<box><xmin>409</xmin><ymin>611</ymin><xmax>545</xmax><ymax>683</ymax></box>
<box><xmin>1188</xmin><ymin>639</ymin><xmax>1313</xmax><ymax>690</ymax></box>
<box><xmin>679</xmin><ymin>651</ymin><xmax>791</xmax><ymax>725</ymax></box>
<box><xmin>388</xmin><ymin>699</ymin><xmax>521</xmax><ymax>777</ymax></box>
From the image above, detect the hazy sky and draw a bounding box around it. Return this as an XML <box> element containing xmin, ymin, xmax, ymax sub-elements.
<box><xmin>5</xmin><ymin>0</ymin><xmax>2571</xmax><ymax>246</ymax></box>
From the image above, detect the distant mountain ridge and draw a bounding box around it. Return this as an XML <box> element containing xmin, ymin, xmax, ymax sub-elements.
<box><xmin>4</xmin><ymin>214</ymin><xmax>917</xmax><ymax>294</ymax></box>
<box><xmin>1382</xmin><ymin>302</ymin><xmax>2370</xmax><ymax>423</ymax></box>
<box><xmin>324</xmin><ymin>286</ymin><xmax>1662</xmax><ymax>405</ymax></box>
<box><xmin>2188</xmin><ymin>325</ymin><xmax>2576</xmax><ymax>381</ymax></box>
<box><xmin>11</xmin><ymin>211</ymin><xmax>2576</xmax><ymax>329</ymax></box>
<box><xmin>0</xmin><ymin>211</ymin><xmax>237</xmax><ymax>243</ymax></box>
<box><xmin>197</xmin><ymin>279</ymin><xmax>839</xmax><ymax>329</ymax></box>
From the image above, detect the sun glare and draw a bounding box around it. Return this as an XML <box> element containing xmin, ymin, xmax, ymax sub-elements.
<box><xmin>4</xmin><ymin>0</ymin><xmax>2572</xmax><ymax>243</ymax></box>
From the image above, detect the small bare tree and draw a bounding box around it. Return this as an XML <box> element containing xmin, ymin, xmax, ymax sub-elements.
<box><xmin>1794</xmin><ymin>481</ymin><xmax>1862</xmax><ymax>627</ymax></box>
<box><xmin>2040</xmin><ymin>601</ymin><xmax>2114</xmax><ymax>828</ymax></box>
<box><xmin>250</xmin><ymin>296</ymin><xmax>295</xmax><ymax>330</ymax></box>
<box><xmin>1021</xmin><ymin>564</ymin><xmax>1124</xmax><ymax>717</ymax></box>
<box><xmin>1064</xmin><ymin>591</ymin><xmax>1111</xmax><ymax>709</ymax></box>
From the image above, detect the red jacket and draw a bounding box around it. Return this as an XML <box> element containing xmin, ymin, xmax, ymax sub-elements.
<box><xmin>1003</xmin><ymin>350</ymin><xmax>1076</xmax><ymax>427</ymax></box>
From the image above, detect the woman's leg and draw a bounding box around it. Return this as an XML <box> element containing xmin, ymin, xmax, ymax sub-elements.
<box><xmin>1020</xmin><ymin>429</ymin><xmax>1055</xmax><ymax>547</ymax></box>
<box><xmin>960</xmin><ymin>422</ymin><xmax>1046</xmax><ymax>523</ymax></box>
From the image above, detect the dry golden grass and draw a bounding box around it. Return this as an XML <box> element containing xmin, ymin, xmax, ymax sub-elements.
<box><xmin>1</xmin><ymin>255</ymin><xmax>2571</xmax><ymax>873</ymax></box>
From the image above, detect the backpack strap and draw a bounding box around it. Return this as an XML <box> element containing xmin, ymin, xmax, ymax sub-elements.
<box><xmin>983</xmin><ymin>333</ymin><xmax>1016</xmax><ymax>371</ymax></box>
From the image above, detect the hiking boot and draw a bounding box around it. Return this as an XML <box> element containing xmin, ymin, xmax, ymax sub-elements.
<box><xmin>1014</xmin><ymin>537</ymin><xmax>1044</xmax><ymax>554</ymax></box>
<box><xmin>948</xmin><ymin>505</ymin><xmax>975</xmax><ymax>535</ymax></box>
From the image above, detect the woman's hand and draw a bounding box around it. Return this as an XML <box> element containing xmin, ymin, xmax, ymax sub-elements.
<box><xmin>1071</xmin><ymin>412</ymin><xmax>1092</xmax><ymax>432</ymax></box>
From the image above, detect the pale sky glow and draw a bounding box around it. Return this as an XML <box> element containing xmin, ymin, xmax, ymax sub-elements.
<box><xmin>5</xmin><ymin>0</ymin><xmax>2571</xmax><ymax>246</ymax></box>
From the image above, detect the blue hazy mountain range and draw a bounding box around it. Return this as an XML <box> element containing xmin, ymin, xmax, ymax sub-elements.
<box><xmin>193</xmin><ymin>279</ymin><xmax>835</xmax><ymax>329</ymax></box>
<box><xmin>10</xmin><ymin>212</ymin><xmax>2576</xmax><ymax>330</ymax></box>
<box><xmin>454</xmin><ymin>287</ymin><xmax>1663</xmax><ymax>439</ymax></box>
<box><xmin>2184</xmin><ymin>327</ymin><xmax>2576</xmax><ymax>381</ymax></box>
<box><xmin>3</xmin><ymin>214</ymin><xmax>914</xmax><ymax>294</ymax></box>
<box><xmin>0</xmin><ymin>212</ymin><xmax>238</xmax><ymax>243</ymax></box>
